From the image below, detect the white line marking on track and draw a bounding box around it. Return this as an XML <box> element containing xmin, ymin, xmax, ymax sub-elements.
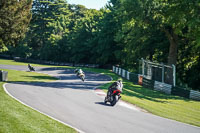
<box><xmin>118</xmin><ymin>101</ymin><xmax>140</xmax><ymax>112</ymax></box>
<box><xmin>3</xmin><ymin>83</ymin><xmax>85</xmax><ymax>133</ymax></box>
<box><xmin>94</xmin><ymin>88</ymin><xmax>140</xmax><ymax>112</ymax></box>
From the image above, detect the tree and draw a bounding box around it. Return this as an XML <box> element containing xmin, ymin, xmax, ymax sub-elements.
<box><xmin>68</xmin><ymin>9</ymin><xmax>103</xmax><ymax>63</ymax></box>
<box><xmin>122</xmin><ymin>0</ymin><xmax>200</xmax><ymax>66</ymax></box>
<box><xmin>0</xmin><ymin>0</ymin><xmax>32</xmax><ymax>51</ymax></box>
<box><xmin>120</xmin><ymin>0</ymin><xmax>200</xmax><ymax>89</ymax></box>
<box><xmin>23</xmin><ymin>0</ymin><xmax>71</xmax><ymax>59</ymax></box>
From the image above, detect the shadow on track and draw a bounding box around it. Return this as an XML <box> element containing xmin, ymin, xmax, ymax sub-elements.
<box><xmin>7</xmin><ymin>81</ymin><xmax>101</xmax><ymax>90</ymax></box>
<box><xmin>95</xmin><ymin>102</ymin><xmax>112</xmax><ymax>107</ymax></box>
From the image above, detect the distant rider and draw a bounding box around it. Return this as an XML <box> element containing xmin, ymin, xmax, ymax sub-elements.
<box><xmin>74</xmin><ymin>68</ymin><xmax>84</xmax><ymax>76</ymax></box>
<box><xmin>28</xmin><ymin>64</ymin><xmax>34</xmax><ymax>71</ymax></box>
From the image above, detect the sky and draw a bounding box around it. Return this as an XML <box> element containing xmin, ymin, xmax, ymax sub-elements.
<box><xmin>67</xmin><ymin>0</ymin><xmax>109</xmax><ymax>10</ymax></box>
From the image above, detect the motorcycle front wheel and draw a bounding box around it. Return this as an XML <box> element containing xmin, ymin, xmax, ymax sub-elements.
<box><xmin>110</xmin><ymin>95</ymin><xmax>118</xmax><ymax>106</ymax></box>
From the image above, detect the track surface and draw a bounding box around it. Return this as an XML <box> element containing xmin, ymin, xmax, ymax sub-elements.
<box><xmin>1</xmin><ymin>64</ymin><xmax>199</xmax><ymax>133</ymax></box>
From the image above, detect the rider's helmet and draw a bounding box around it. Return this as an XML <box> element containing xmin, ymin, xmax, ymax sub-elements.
<box><xmin>79</xmin><ymin>69</ymin><xmax>83</xmax><ymax>72</ymax></box>
<box><xmin>118</xmin><ymin>78</ymin><xmax>122</xmax><ymax>82</ymax></box>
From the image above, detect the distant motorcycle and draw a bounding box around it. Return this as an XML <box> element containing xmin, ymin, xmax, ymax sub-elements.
<box><xmin>104</xmin><ymin>88</ymin><xmax>121</xmax><ymax>106</ymax></box>
<box><xmin>28</xmin><ymin>64</ymin><xmax>35</xmax><ymax>71</ymax></box>
<box><xmin>74</xmin><ymin>69</ymin><xmax>85</xmax><ymax>82</ymax></box>
<box><xmin>78</xmin><ymin>73</ymin><xmax>85</xmax><ymax>82</ymax></box>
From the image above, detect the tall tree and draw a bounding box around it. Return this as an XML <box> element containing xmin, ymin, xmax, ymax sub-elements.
<box><xmin>68</xmin><ymin>9</ymin><xmax>103</xmax><ymax>63</ymax></box>
<box><xmin>24</xmin><ymin>0</ymin><xmax>71</xmax><ymax>59</ymax></box>
<box><xmin>0</xmin><ymin>0</ymin><xmax>32</xmax><ymax>51</ymax></box>
<box><xmin>122</xmin><ymin>0</ymin><xmax>200</xmax><ymax>65</ymax></box>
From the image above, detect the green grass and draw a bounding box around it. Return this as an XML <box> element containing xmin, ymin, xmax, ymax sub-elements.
<box><xmin>0</xmin><ymin>59</ymin><xmax>43</xmax><ymax>66</ymax></box>
<box><xmin>79</xmin><ymin>67</ymin><xmax>200</xmax><ymax>127</ymax></box>
<box><xmin>121</xmin><ymin>82</ymin><xmax>200</xmax><ymax>126</ymax></box>
<box><xmin>0</xmin><ymin>69</ymin><xmax>77</xmax><ymax>133</ymax></box>
<box><xmin>1</xmin><ymin>59</ymin><xmax>200</xmax><ymax>128</ymax></box>
<box><xmin>2</xmin><ymin>69</ymin><xmax>57</xmax><ymax>82</ymax></box>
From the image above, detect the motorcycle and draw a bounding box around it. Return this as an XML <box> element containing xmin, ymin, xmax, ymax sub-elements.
<box><xmin>78</xmin><ymin>73</ymin><xmax>85</xmax><ymax>82</ymax></box>
<box><xmin>28</xmin><ymin>64</ymin><xmax>35</xmax><ymax>71</ymax></box>
<box><xmin>104</xmin><ymin>89</ymin><xmax>121</xmax><ymax>106</ymax></box>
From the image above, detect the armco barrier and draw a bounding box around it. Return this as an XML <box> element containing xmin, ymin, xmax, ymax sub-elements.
<box><xmin>142</xmin><ymin>77</ymin><xmax>154</xmax><ymax>89</ymax></box>
<box><xmin>114</xmin><ymin>66</ymin><xmax>116</xmax><ymax>73</ymax></box>
<box><xmin>171</xmin><ymin>86</ymin><xmax>190</xmax><ymax>98</ymax></box>
<box><xmin>126</xmin><ymin>71</ymin><xmax>130</xmax><ymax>80</ymax></box>
<box><xmin>113</xmin><ymin>66</ymin><xmax>115</xmax><ymax>72</ymax></box>
<box><xmin>112</xmin><ymin>66</ymin><xmax>200</xmax><ymax>101</ymax></box>
<box><xmin>154</xmin><ymin>81</ymin><xmax>172</xmax><ymax>94</ymax></box>
<box><xmin>190</xmin><ymin>90</ymin><xmax>200</xmax><ymax>101</ymax></box>
<box><xmin>116</xmin><ymin>67</ymin><xmax>119</xmax><ymax>74</ymax></box>
<box><xmin>122</xmin><ymin>69</ymin><xmax>126</xmax><ymax>78</ymax></box>
<box><xmin>129</xmin><ymin>73</ymin><xmax>138</xmax><ymax>84</ymax></box>
<box><xmin>118</xmin><ymin>68</ymin><xmax>121</xmax><ymax>75</ymax></box>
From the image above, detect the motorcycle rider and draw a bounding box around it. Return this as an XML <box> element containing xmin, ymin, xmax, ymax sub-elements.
<box><xmin>28</xmin><ymin>64</ymin><xmax>35</xmax><ymax>71</ymax></box>
<box><xmin>107</xmin><ymin>78</ymin><xmax>123</xmax><ymax>96</ymax></box>
<box><xmin>74</xmin><ymin>68</ymin><xmax>84</xmax><ymax>76</ymax></box>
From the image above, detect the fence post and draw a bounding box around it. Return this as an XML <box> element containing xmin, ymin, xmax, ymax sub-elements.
<box><xmin>112</xmin><ymin>66</ymin><xmax>115</xmax><ymax>72</ymax></box>
<box><xmin>172</xmin><ymin>64</ymin><xmax>176</xmax><ymax>87</ymax></box>
<box><xmin>162</xmin><ymin>63</ymin><xmax>164</xmax><ymax>83</ymax></box>
<box><xmin>127</xmin><ymin>71</ymin><xmax>130</xmax><ymax>80</ymax></box>
<box><xmin>118</xmin><ymin>68</ymin><xmax>121</xmax><ymax>75</ymax></box>
<box><xmin>122</xmin><ymin>69</ymin><xmax>124</xmax><ymax>77</ymax></box>
<box><xmin>123</xmin><ymin>70</ymin><xmax>126</xmax><ymax>77</ymax></box>
<box><xmin>142</xmin><ymin>58</ymin><xmax>144</xmax><ymax>76</ymax></box>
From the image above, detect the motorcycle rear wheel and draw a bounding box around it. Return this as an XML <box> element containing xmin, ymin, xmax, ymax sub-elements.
<box><xmin>104</xmin><ymin>97</ymin><xmax>108</xmax><ymax>104</ymax></box>
<box><xmin>81</xmin><ymin>76</ymin><xmax>84</xmax><ymax>81</ymax></box>
<box><xmin>80</xmin><ymin>75</ymin><xmax>85</xmax><ymax>82</ymax></box>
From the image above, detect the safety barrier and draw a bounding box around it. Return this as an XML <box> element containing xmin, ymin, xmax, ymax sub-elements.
<box><xmin>171</xmin><ymin>86</ymin><xmax>190</xmax><ymax>98</ymax></box>
<box><xmin>129</xmin><ymin>73</ymin><xmax>138</xmax><ymax>84</ymax></box>
<box><xmin>142</xmin><ymin>77</ymin><xmax>154</xmax><ymax>89</ymax></box>
<box><xmin>112</xmin><ymin>66</ymin><xmax>200</xmax><ymax>101</ymax></box>
<box><xmin>154</xmin><ymin>81</ymin><xmax>172</xmax><ymax>94</ymax></box>
<box><xmin>113</xmin><ymin>66</ymin><xmax>134</xmax><ymax>81</ymax></box>
<box><xmin>190</xmin><ymin>90</ymin><xmax>200</xmax><ymax>101</ymax></box>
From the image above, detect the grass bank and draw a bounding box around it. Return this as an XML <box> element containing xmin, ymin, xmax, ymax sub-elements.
<box><xmin>0</xmin><ymin>69</ymin><xmax>77</xmax><ymax>133</ymax></box>
<box><xmin>1</xmin><ymin>59</ymin><xmax>200</xmax><ymax>127</ymax></box>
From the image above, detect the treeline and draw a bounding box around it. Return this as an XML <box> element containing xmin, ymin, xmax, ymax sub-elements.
<box><xmin>1</xmin><ymin>0</ymin><xmax>200</xmax><ymax>90</ymax></box>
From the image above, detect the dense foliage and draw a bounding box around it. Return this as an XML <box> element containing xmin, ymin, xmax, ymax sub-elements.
<box><xmin>1</xmin><ymin>0</ymin><xmax>199</xmax><ymax>90</ymax></box>
<box><xmin>0</xmin><ymin>0</ymin><xmax>32</xmax><ymax>51</ymax></box>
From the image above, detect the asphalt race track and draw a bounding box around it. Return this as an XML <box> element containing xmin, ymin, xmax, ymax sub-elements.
<box><xmin>1</xmin><ymin>64</ymin><xmax>200</xmax><ymax>133</ymax></box>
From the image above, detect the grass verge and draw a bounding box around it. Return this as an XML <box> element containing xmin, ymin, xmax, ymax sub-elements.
<box><xmin>0</xmin><ymin>69</ymin><xmax>77</xmax><ymax>133</ymax></box>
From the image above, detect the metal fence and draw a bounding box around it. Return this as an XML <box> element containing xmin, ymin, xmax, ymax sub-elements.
<box><xmin>139</xmin><ymin>58</ymin><xmax>176</xmax><ymax>86</ymax></box>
